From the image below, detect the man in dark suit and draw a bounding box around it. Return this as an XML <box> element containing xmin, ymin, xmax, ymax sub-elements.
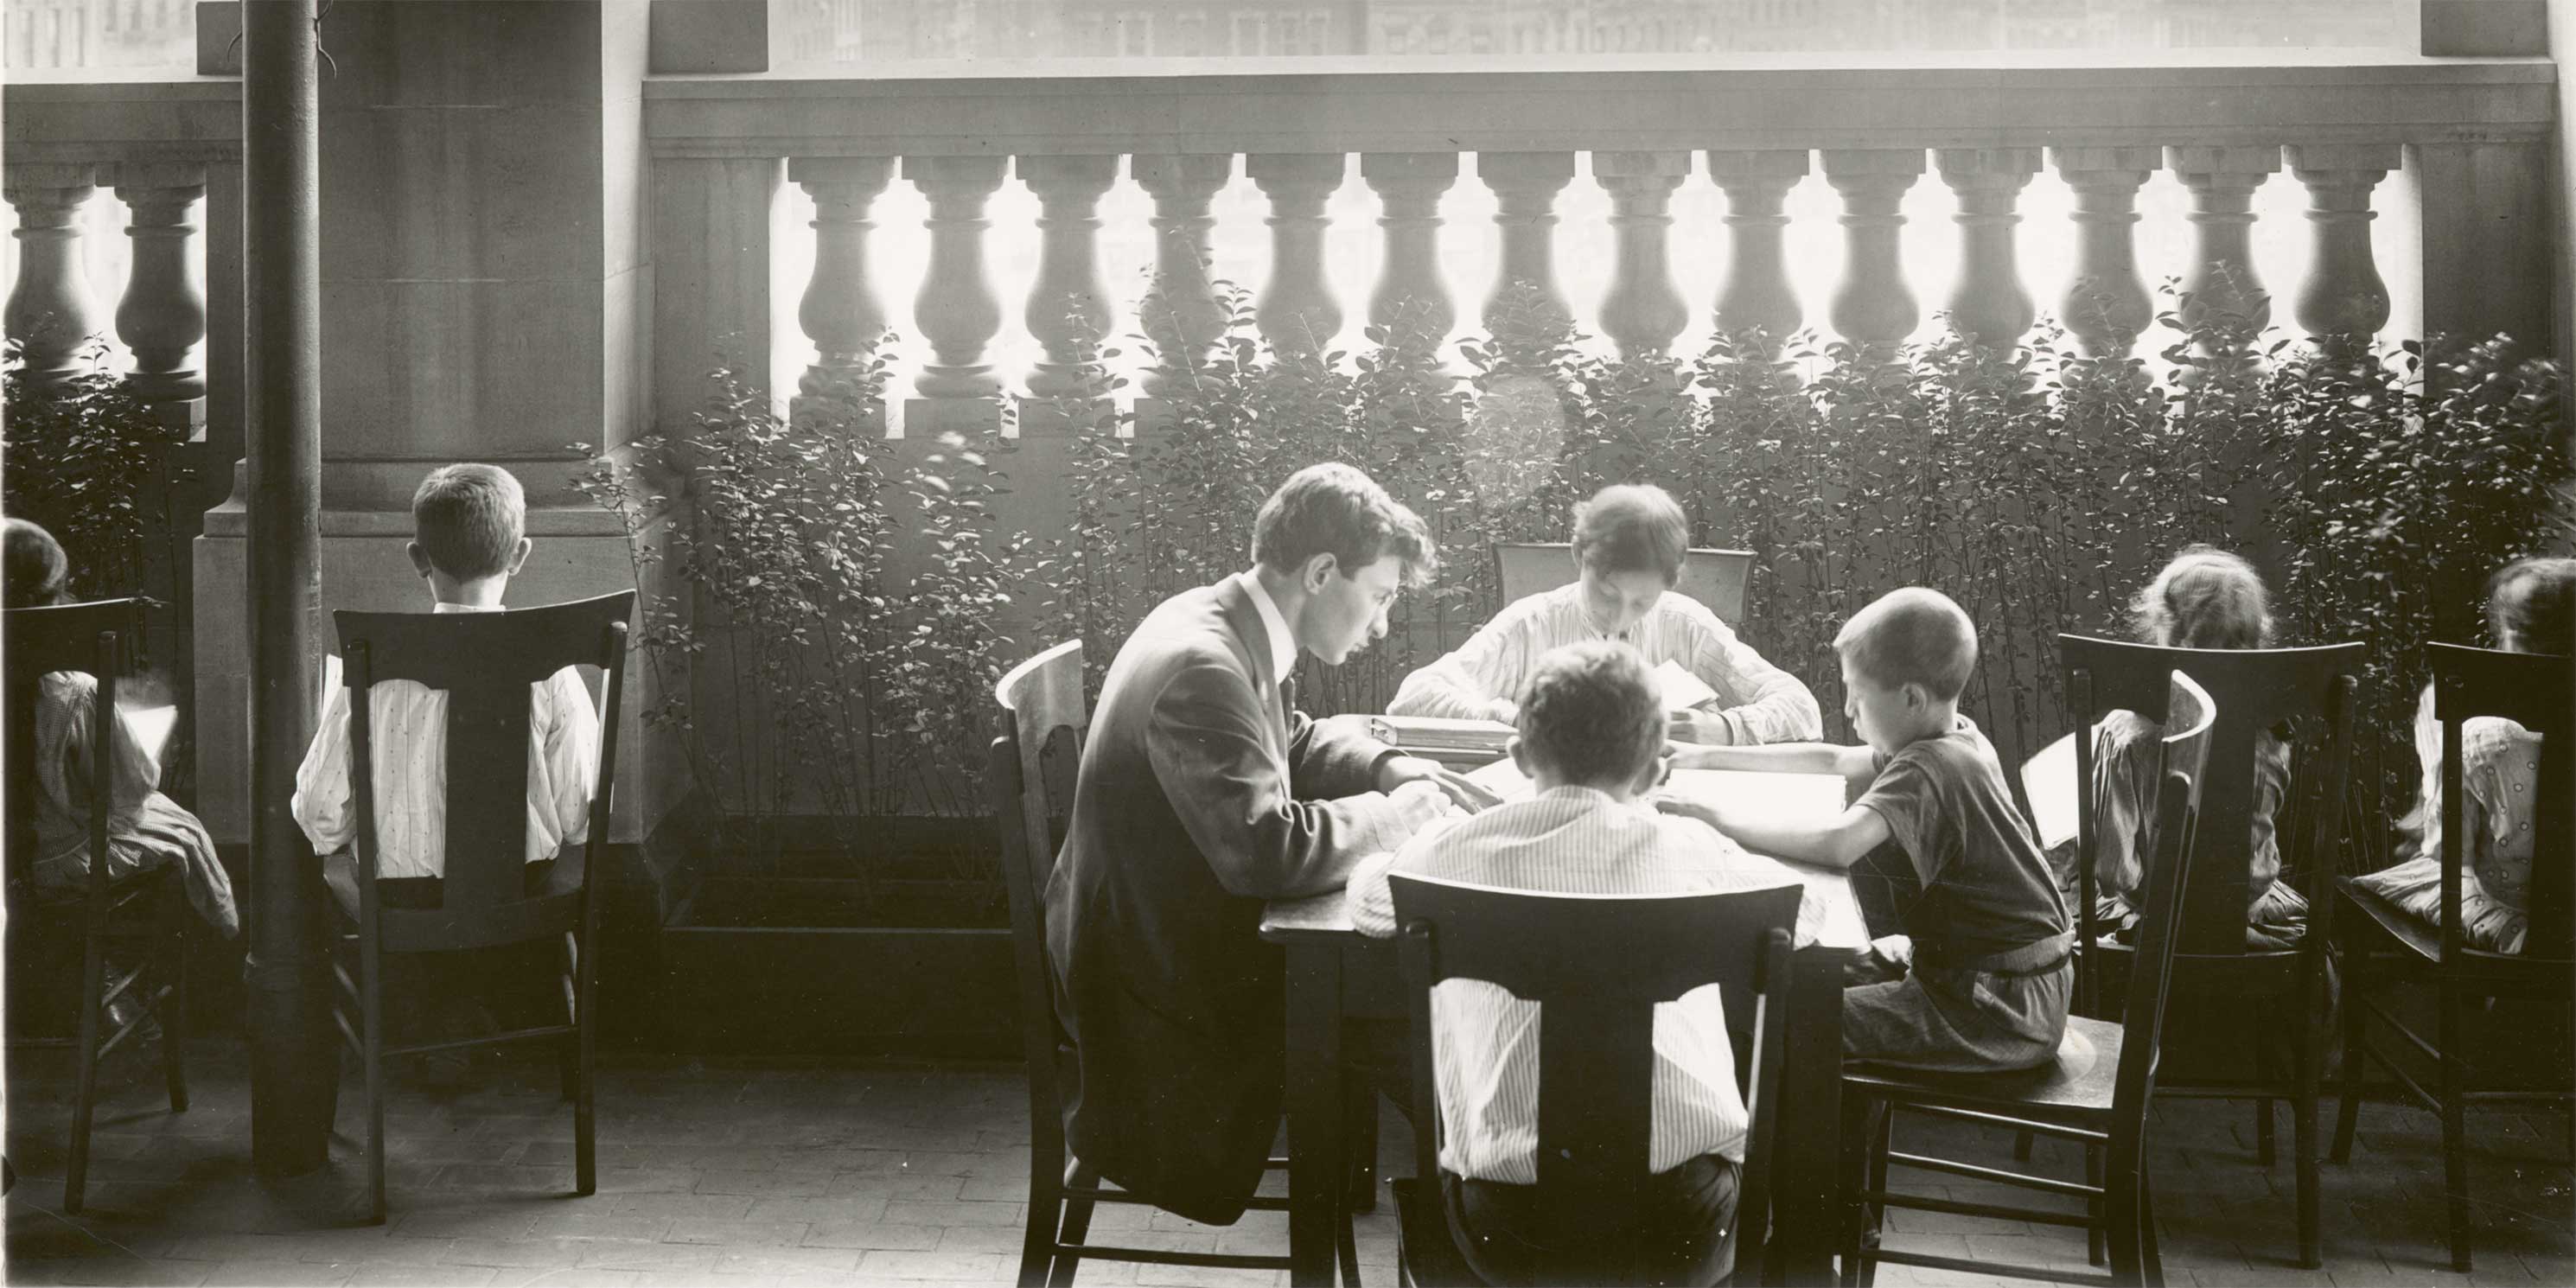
<box><xmin>1045</xmin><ymin>462</ymin><xmax>1494</xmax><ymax>1225</ymax></box>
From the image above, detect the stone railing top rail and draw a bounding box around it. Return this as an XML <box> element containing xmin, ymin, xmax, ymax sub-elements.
<box><xmin>638</xmin><ymin>55</ymin><xmax>2557</xmax><ymax>157</ymax></box>
<box><xmin>3</xmin><ymin>77</ymin><xmax>243</xmax><ymax>163</ymax></box>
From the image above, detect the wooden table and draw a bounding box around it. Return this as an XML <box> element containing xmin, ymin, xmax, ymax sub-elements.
<box><xmin>1259</xmin><ymin>787</ymin><xmax>1869</xmax><ymax>1287</ymax></box>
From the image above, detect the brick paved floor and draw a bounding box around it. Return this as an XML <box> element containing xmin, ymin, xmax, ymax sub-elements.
<box><xmin>4</xmin><ymin>1038</ymin><xmax>2566</xmax><ymax>1286</ymax></box>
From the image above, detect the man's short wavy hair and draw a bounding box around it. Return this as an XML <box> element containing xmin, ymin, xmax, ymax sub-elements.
<box><xmin>1516</xmin><ymin>641</ymin><xmax>1666</xmax><ymax>790</ymax></box>
<box><xmin>1572</xmin><ymin>483</ymin><xmax>1689</xmax><ymax>583</ymax></box>
<box><xmin>411</xmin><ymin>463</ymin><xmax>526</xmax><ymax>581</ymax></box>
<box><xmin>1252</xmin><ymin>462</ymin><xmax>1436</xmax><ymax>588</ymax></box>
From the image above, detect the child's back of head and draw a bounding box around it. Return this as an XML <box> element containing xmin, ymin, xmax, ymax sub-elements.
<box><xmin>1836</xmin><ymin>587</ymin><xmax>1978</xmax><ymax>702</ymax></box>
<box><xmin>1516</xmin><ymin>641</ymin><xmax>1667</xmax><ymax>794</ymax></box>
<box><xmin>2488</xmin><ymin>556</ymin><xmax>2576</xmax><ymax>655</ymax></box>
<box><xmin>5</xmin><ymin>518</ymin><xmax>71</xmax><ymax>609</ymax></box>
<box><xmin>2133</xmin><ymin>545</ymin><xmax>2271</xmax><ymax>650</ymax></box>
<box><xmin>411</xmin><ymin>463</ymin><xmax>528</xmax><ymax>590</ymax></box>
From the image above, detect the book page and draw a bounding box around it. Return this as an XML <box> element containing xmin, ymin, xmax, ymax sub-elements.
<box><xmin>1654</xmin><ymin>659</ymin><xmax>1719</xmax><ymax>711</ymax></box>
<box><xmin>2021</xmin><ymin>732</ymin><xmax>2079</xmax><ymax>851</ymax></box>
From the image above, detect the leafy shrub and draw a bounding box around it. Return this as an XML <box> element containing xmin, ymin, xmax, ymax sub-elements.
<box><xmin>2</xmin><ymin>339</ymin><xmax>187</xmax><ymax>604</ymax></box>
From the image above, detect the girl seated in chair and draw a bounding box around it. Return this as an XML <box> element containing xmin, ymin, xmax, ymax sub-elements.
<box><xmin>2065</xmin><ymin>546</ymin><xmax>2305</xmax><ymax>950</ymax></box>
<box><xmin>5</xmin><ymin>518</ymin><xmax>236</xmax><ymax>937</ymax></box>
<box><xmin>2350</xmin><ymin>556</ymin><xmax>2573</xmax><ymax>954</ymax></box>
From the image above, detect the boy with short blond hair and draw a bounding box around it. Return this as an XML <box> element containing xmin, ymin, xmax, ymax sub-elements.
<box><xmin>1665</xmin><ymin>587</ymin><xmax>2072</xmax><ymax>1071</ymax></box>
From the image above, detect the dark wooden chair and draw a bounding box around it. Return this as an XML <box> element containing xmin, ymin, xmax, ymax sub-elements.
<box><xmin>992</xmin><ymin>641</ymin><xmax>1361</xmax><ymax>1287</ymax></box>
<box><xmin>1384</xmin><ymin>873</ymin><xmax>1802</xmax><ymax>1286</ymax></box>
<box><xmin>2050</xmin><ymin>634</ymin><xmax>2362</xmax><ymax>1268</ymax></box>
<box><xmin>2331</xmin><ymin>641</ymin><xmax>2573</xmax><ymax>1272</ymax></box>
<box><xmin>322</xmin><ymin>590</ymin><xmax>632</xmax><ymax>1224</ymax></box>
<box><xmin>1843</xmin><ymin>668</ymin><xmax>2216</xmax><ymax>1288</ymax></box>
<box><xmin>1493</xmin><ymin>542</ymin><xmax>1755</xmax><ymax>627</ymax></box>
<box><xmin>3</xmin><ymin>598</ymin><xmax>188</xmax><ymax>1214</ymax></box>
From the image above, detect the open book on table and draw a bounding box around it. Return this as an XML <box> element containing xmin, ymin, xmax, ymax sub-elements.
<box><xmin>1458</xmin><ymin>758</ymin><xmax>1865</xmax><ymax>947</ymax></box>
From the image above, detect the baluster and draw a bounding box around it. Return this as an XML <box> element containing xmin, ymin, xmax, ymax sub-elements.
<box><xmin>1132</xmin><ymin>154</ymin><xmax>1232</xmax><ymax>397</ymax></box>
<box><xmin>1478</xmin><ymin>151</ymin><xmax>1578</xmax><ymax>347</ymax></box>
<box><xmin>2286</xmin><ymin>144</ymin><xmax>2400</xmax><ymax>346</ymax></box>
<box><xmin>2170</xmin><ymin>145</ymin><xmax>2280</xmax><ymax>341</ymax></box>
<box><xmin>1020</xmin><ymin>155</ymin><xmax>1119</xmax><ymax>401</ymax></box>
<box><xmin>2050</xmin><ymin>146</ymin><xmax>2160</xmax><ymax>357</ymax></box>
<box><xmin>4</xmin><ymin>163</ymin><xmax>105</xmax><ymax>386</ymax></box>
<box><xmin>1247</xmin><ymin>154</ymin><xmax>1346</xmax><ymax>361</ymax></box>
<box><xmin>1935</xmin><ymin>148</ymin><xmax>2040</xmax><ymax>350</ymax></box>
<box><xmin>109</xmin><ymin>162</ymin><xmax>209</xmax><ymax>412</ymax></box>
<box><xmin>1822</xmin><ymin>149</ymin><xmax>1925</xmax><ymax>350</ymax></box>
<box><xmin>1360</xmin><ymin>152</ymin><xmax>1458</xmax><ymax>356</ymax></box>
<box><xmin>790</xmin><ymin>156</ymin><xmax>893</xmax><ymax>422</ymax></box>
<box><xmin>905</xmin><ymin>155</ymin><xmax>1009</xmax><ymax>402</ymax></box>
<box><xmin>1594</xmin><ymin>150</ymin><xmax>1690</xmax><ymax>363</ymax></box>
<box><xmin>1707</xmin><ymin>150</ymin><xmax>1808</xmax><ymax>353</ymax></box>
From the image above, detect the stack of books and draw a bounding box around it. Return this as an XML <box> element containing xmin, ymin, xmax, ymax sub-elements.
<box><xmin>1367</xmin><ymin>715</ymin><xmax>1515</xmax><ymax>762</ymax></box>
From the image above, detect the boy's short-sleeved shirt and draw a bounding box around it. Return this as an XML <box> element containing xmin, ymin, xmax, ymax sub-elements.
<box><xmin>1855</xmin><ymin>715</ymin><xmax>2068</xmax><ymax>964</ymax></box>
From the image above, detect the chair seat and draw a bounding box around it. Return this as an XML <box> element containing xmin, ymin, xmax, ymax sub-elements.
<box><xmin>1845</xmin><ymin>1016</ymin><xmax>2120</xmax><ymax>1123</ymax></box>
<box><xmin>2334</xmin><ymin>878</ymin><xmax>2567</xmax><ymax>982</ymax></box>
<box><xmin>325</xmin><ymin>851</ymin><xmax>586</xmax><ymax>953</ymax></box>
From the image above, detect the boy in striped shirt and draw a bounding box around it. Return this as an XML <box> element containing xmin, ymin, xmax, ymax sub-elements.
<box><xmin>1348</xmin><ymin>640</ymin><xmax>1803</xmax><ymax>1283</ymax></box>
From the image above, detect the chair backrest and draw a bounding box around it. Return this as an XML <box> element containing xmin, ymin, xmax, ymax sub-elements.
<box><xmin>334</xmin><ymin>590</ymin><xmax>633</xmax><ymax>944</ymax></box>
<box><xmin>2057</xmin><ymin>634</ymin><xmax>2363</xmax><ymax>960</ymax></box>
<box><xmin>988</xmin><ymin>641</ymin><xmax>1089</xmax><ymax>1159</ymax></box>
<box><xmin>2426</xmin><ymin>642</ymin><xmax>2573</xmax><ymax>961</ymax></box>
<box><xmin>1493</xmin><ymin>541</ymin><xmax>1755</xmax><ymax>626</ymax></box>
<box><xmin>1390</xmin><ymin>873</ymin><xmax>1801</xmax><ymax>1285</ymax></box>
<box><xmin>2103</xmin><ymin>669</ymin><xmax>2216</xmax><ymax>1199</ymax></box>
<box><xmin>3</xmin><ymin>598</ymin><xmax>142</xmax><ymax>901</ymax></box>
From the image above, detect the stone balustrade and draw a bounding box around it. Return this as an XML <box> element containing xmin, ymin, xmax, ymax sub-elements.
<box><xmin>641</xmin><ymin>57</ymin><xmax>2559</xmax><ymax>424</ymax></box>
<box><xmin>3</xmin><ymin>79</ymin><xmax>239</xmax><ymax>436</ymax></box>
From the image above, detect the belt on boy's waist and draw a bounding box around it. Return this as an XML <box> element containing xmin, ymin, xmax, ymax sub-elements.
<box><xmin>1916</xmin><ymin>931</ymin><xmax>2075</xmax><ymax>979</ymax></box>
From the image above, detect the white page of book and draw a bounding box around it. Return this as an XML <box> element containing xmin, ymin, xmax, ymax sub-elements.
<box><xmin>2022</xmin><ymin>731</ymin><xmax>2079</xmax><ymax>851</ymax></box>
<box><xmin>1654</xmin><ymin>659</ymin><xmax>1719</xmax><ymax>711</ymax></box>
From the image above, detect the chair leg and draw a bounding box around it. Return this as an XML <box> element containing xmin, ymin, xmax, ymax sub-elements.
<box><xmin>1018</xmin><ymin>1137</ymin><xmax>1065</xmax><ymax>1288</ymax></box>
<box><xmin>2437</xmin><ymin>981</ymin><xmax>2471</xmax><ymax>1272</ymax></box>
<box><xmin>1856</xmin><ymin>1102</ymin><xmax>1891</xmax><ymax>1288</ymax></box>
<box><xmin>1348</xmin><ymin>1081</ymin><xmax>1379</xmax><ymax>1215</ymax></box>
<box><xmin>2293</xmin><ymin>976</ymin><xmax>2323</xmax><ymax>1271</ymax></box>
<box><xmin>2139</xmin><ymin>1168</ymin><xmax>2162</xmax><ymax>1287</ymax></box>
<box><xmin>63</xmin><ymin>928</ymin><xmax>108</xmax><ymax>1215</ymax></box>
<box><xmin>1836</xmin><ymin>1095</ymin><xmax>1877</xmax><ymax>1288</ymax></box>
<box><xmin>2331</xmin><ymin>952</ymin><xmax>2369</xmax><ymax>1165</ymax></box>
<box><xmin>160</xmin><ymin>907</ymin><xmax>189</xmax><ymax>1113</ymax></box>
<box><xmin>2086</xmin><ymin>1141</ymin><xmax>2107</xmax><ymax>1267</ymax></box>
<box><xmin>558</xmin><ymin>933</ymin><xmax>579</xmax><ymax>1102</ymax></box>
<box><xmin>574</xmin><ymin>931</ymin><xmax>598</xmax><ymax>1198</ymax></box>
<box><xmin>1049</xmin><ymin>1157</ymin><xmax>1099</xmax><ymax>1288</ymax></box>
<box><xmin>362</xmin><ymin>942</ymin><xmax>388</xmax><ymax>1226</ymax></box>
<box><xmin>1338</xmin><ymin>1207</ymin><xmax>1362</xmax><ymax>1288</ymax></box>
<box><xmin>2253</xmin><ymin>1002</ymin><xmax>2278</xmax><ymax>1168</ymax></box>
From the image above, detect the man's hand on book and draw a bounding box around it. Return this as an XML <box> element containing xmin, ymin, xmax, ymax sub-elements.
<box><xmin>1378</xmin><ymin>755</ymin><xmax>1504</xmax><ymax>814</ymax></box>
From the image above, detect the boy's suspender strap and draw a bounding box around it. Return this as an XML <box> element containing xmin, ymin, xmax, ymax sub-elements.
<box><xmin>1917</xmin><ymin>930</ymin><xmax>2075</xmax><ymax>979</ymax></box>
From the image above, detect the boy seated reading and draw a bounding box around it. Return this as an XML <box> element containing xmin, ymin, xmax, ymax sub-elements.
<box><xmin>1662</xmin><ymin>587</ymin><xmax>2073</xmax><ymax>1072</ymax></box>
<box><xmin>1348</xmin><ymin>641</ymin><xmax>1801</xmax><ymax>1284</ymax></box>
<box><xmin>290</xmin><ymin>464</ymin><xmax>599</xmax><ymax>1077</ymax></box>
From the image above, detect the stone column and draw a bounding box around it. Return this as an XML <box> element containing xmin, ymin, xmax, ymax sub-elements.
<box><xmin>1707</xmin><ymin>150</ymin><xmax>1808</xmax><ymax>354</ymax></box>
<box><xmin>3</xmin><ymin>163</ymin><xmax>105</xmax><ymax>386</ymax></box>
<box><xmin>1361</xmin><ymin>152</ymin><xmax>1458</xmax><ymax>357</ymax></box>
<box><xmin>1822</xmin><ymin>149</ymin><xmax>1925</xmax><ymax>351</ymax></box>
<box><xmin>2286</xmin><ymin>144</ymin><xmax>2400</xmax><ymax>347</ymax></box>
<box><xmin>1479</xmin><ymin>151</ymin><xmax>1578</xmax><ymax>348</ymax></box>
<box><xmin>1595</xmin><ymin>150</ymin><xmax>1691</xmax><ymax>363</ymax></box>
<box><xmin>906</xmin><ymin>155</ymin><xmax>1010</xmax><ymax>413</ymax></box>
<box><xmin>1248</xmin><ymin>153</ymin><xmax>1347</xmax><ymax>362</ymax></box>
<box><xmin>195</xmin><ymin>1</ymin><xmax>656</xmax><ymax>848</ymax></box>
<box><xmin>2170</xmin><ymin>145</ymin><xmax>2280</xmax><ymax>341</ymax></box>
<box><xmin>110</xmin><ymin>162</ymin><xmax>211</xmax><ymax>418</ymax></box>
<box><xmin>790</xmin><ymin>156</ymin><xmax>893</xmax><ymax>426</ymax></box>
<box><xmin>2050</xmin><ymin>147</ymin><xmax>2160</xmax><ymax>357</ymax></box>
<box><xmin>1020</xmin><ymin>154</ymin><xmax>1119</xmax><ymax>403</ymax></box>
<box><xmin>1935</xmin><ymin>148</ymin><xmax>2041</xmax><ymax>351</ymax></box>
<box><xmin>1132</xmin><ymin>154</ymin><xmax>1232</xmax><ymax>398</ymax></box>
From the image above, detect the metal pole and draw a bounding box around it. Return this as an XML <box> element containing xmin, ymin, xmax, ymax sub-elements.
<box><xmin>242</xmin><ymin>0</ymin><xmax>333</xmax><ymax>1178</ymax></box>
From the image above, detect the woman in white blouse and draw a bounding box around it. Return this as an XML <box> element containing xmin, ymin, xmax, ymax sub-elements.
<box><xmin>1388</xmin><ymin>484</ymin><xmax>1822</xmax><ymax>745</ymax></box>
